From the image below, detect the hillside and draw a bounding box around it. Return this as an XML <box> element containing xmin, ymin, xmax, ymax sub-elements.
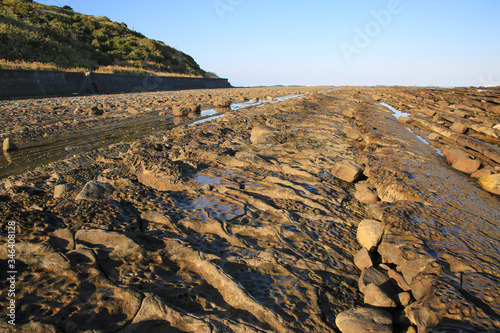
<box><xmin>0</xmin><ymin>0</ymin><xmax>214</xmax><ymax>77</ymax></box>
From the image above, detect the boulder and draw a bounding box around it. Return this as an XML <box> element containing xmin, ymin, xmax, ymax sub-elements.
<box><xmin>3</xmin><ymin>138</ymin><xmax>17</xmax><ymax>151</ymax></box>
<box><xmin>172</xmin><ymin>106</ymin><xmax>191</xmax><ymax>117</ymax></box>
<box><xmin>335</xmin><ymin>307</ymin><xmax>393</xmax><ymax>333</ymax></box>
<box><xmin>442</xmin><ymin>148</ymin><xmax>469</xmax><ymax>164</ymax></box>
<box><xmin>452</xmin><ymin>157</ymin><xmax>481</xmax><ymax>174</ymax></box>
<box><xmin>364</xmin><ymin>283</ymin><xmax>397</xmax><ymax>308</ymax></box>
<box><xmin>397</xmin><ymin>116</ymin><xmax>411</xmax><ymax>124</ymax></box>
<box><xmin>354</xmin><ymin>248</ymin><xmax>373</xmax><ymax>271</ymax></box>
<box><xmin>428</xmin><ymin>133</ymin><xmax>440</xmax><ymax>141</ymax></box>
<box><xmin>478</xmin><ymin>174</ymin><xmax>500</xmax><ymax>195</ymax></box>
<box><xmin>188</xmin><ymin>104</ymin><xmax>201</xmax><ymax>115</ymax></box>
<box><xmin>75</xmin><ymin>180</ymin><xmax>114</xmax><ymax>201</ymax></box>
<box><xmin>332</xmin><ymin>160</ymin><xmax>364</xmax><ymax>183</ymax></box>
<box><xmin>450</xmin><ymin>122</ymin><xmax>468</xmax><ymax>134</ymax></box>
<box><xmin>213</xmin><ymin>98</ymin><xmax>232</xmax><ymax>107</ymax></box>
<box><xmin>357</xmin><ymin>219</ymin><xmax>384</xmax><ymax>252</ymax></box>
<box><xmin>354</xmin><ymin>183</ymin><xmax>379</xmax><ymax>204</ymax></box>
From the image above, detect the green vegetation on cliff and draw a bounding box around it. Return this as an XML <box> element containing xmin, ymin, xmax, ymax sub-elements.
<box><xmin>0</xmin><ymin>0</ymin><xmax>215</xmax><ymax>77</ymax></box>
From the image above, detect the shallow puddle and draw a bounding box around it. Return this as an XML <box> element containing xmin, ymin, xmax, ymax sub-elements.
<box><xmin>190</xmin><ymin>198</ymin><xmax>245</xmax><ymax>221</ymax></box>
<box><xmin>193</xmin><ymin>174</ymin><xmax>224</xmax><ymax>186</ymax></box>
<box><xmin>380</xmin><ymin>102</ymin><xmax>410</xmax><ymax>119</ymax></box>
<box><xmin>0</xmin><ymin>94</ymin><xmax>303</xmax><ymax>180</ymax></box>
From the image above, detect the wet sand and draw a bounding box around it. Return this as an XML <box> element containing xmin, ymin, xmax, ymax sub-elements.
<box><xmin>0</xmin><ymin>86</ymin><xmax>499</xmax><ymax>332</ymax></box>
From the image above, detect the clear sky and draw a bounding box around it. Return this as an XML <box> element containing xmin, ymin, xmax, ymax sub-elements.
<box><xmin>36</xmin><ymin>0</ymin><xmax>500</xmax><ymax>87</ymax></box>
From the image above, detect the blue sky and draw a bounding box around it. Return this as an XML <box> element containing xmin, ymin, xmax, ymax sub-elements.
<box><xmin>36</xmin><ymin>0</ymin><xmax>500</xmax><ymax>87</ymax></box>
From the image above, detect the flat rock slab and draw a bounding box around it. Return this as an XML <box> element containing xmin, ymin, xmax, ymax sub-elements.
<box><xmin>335</xmin><ymin>307</ymin><xmax>393</xmax><ymax>333</ymax></box>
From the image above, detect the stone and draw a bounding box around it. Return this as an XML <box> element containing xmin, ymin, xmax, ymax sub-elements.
<box><xmin>396</xmin><ymin>292</ymin><xmax>412</xmax><ymax>307</ymax></box>
<box><xmin>331</xmin><ymin>160</ymin><xmax>363</xmax><ymax>183</ymax></box>
<box><xmin>450</xmin><ymin>122</ymin><xmax>468</xmax><ymax>134</ymax></box>
<box><xmin>3</xmin><ymin>138</ymin><xmax>17</xmax><ymax>151</ymax></box>
<box><xmin>354</xmin><ymin>182</ymin><xmax>379</xmax><ymax>204</ymax></box>
<box><xmin>358</xmin><ymin>267</ymin><xmax>393</xmax><ymax>294</ymax></box>
<box><xmin>127</xmin><ymin>107</ymin><xmax>139</xmax><ymax>114</ymax></box>
<box><xmin>364</xmin><ymin>283</ymin><xmax>397</xmax><ymax>308</ymax></box>
<box><xmin>410</xmin><ymin>274</ymin><xmax>436</xmax><ymax>301</ymax></box>
<box><xmin>399</xmin><ymin>258</ymin><xmax>435</xmax><ymax>286</ymax></box>
<box><xmin>397</xmin><ymin>116</ymin><xmax>411</xmax><ymax>124</ymax></box>
<box><xmin>75</xmin><ymin>180</ymin><xmax>114</xmax><ymax>201</ymax></box>
<box><xmin>189</xmin><ymin>104</ymin><xmax>201</xmax><ymax>113</ymax></box>
<box><xmin>452</xmin><ymin>157</ymin><xmax>481</xmax><ymax>174</ymax></box>
<box><xmin>422</xmin><ymin>108</ymin><xmax>436</xmax><ymax>117</ymax></box>
<box><xmin>53</xmin><ymin>184</ymin><xmax>74</xmax><ymax>199</ymax></box>
<box><xmin>344</xmin><ymin>125</ymin><xmax>361</xmax><ymax>140</ymax></box>
<box><xmin>433</xmin><ymin>114</ymin><xmax>444</xmax><ymax>124</ymax></box>
<box><xmin>343</xmin><ymin>108</ymin><xmax>355</xmax><ymax>118</ymax></box>
<box><xmin>213</xmin><ymin>98</ymin><xmax>232</xmax><ymax>107</ymax></box>
<box><xmin>354</xmin><ymin>248</ymin><xmax>373</xmax><ymax>271</ymax></box>
<box><xmin>88</xmin><ymin>105</ymin><xmax>103</xmax><ymax>115</ymax></box>
<box><xmin>357</xmin><ymin>219</ymin><xmax>384</xmax><ymax>252</ymax></box>
<box><xmin>442</xmin><ymin>148</ymin><xmax>469</xmax><ymax>164</ymax></box>
<box><xmin>428</xmin><ymin>133</ymin><xmax>440</xmax><ymax>141</ymax></box>
<box><xmin>382</xmin><ymin>265</ymin><xmax>412</xmax><ymax>292</ymax></box>
<box><xmin>471</xmin><ymin>168</ymin><xmax>492</xmax><ymax>179</ymax></box>
<box><xmin>172</xmin><ymin>106</ymin><xmax>191</xmax><ymax>117</ymax></box>
<box><xmin>478</xmin><ymin>174</ymin><xmax>500</xmax><ymax>195</ymax></box>
<box><xmin>335</xmin><ymin>307</ymin><xmax>393</xmax><ymax>333</ymax></box>
<box><xmin>404</xmin><ymin>304</ymin><xmax>439</xmax><ymax>330</ymax></box>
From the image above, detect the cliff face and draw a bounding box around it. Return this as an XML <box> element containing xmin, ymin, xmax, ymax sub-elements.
<box><xmin>0</xmin><ymin>0</ymin><xmax>210</xmax><ymax>77</ymax></box>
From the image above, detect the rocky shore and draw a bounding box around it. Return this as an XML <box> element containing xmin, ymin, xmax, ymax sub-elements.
<box><xmin>0</xmin><ymin>86</ymin><xmax>499</xmax><ymax>332</ymax></box>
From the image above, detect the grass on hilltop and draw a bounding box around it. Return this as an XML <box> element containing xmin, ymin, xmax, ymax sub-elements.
<box><xmin>0</xmin><ymin>0</ymin><xmax>218</xmax><ymax>78</ymax></box>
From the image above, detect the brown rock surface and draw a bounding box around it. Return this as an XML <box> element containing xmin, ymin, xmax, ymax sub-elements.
<box><xmin>0</xmin><ymin>86</ymin><xmax>499</xmax><ymax>332</ymax></box>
